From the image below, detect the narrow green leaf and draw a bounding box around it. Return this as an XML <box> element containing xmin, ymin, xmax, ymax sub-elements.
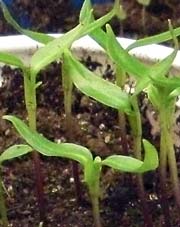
<box><xmin>106</xmin><ymin>24</ymin><xmax>149</xmax><ymax>79</ymax></box>
<box><xmin>63</xmin><ymin>50</ymin><xmax>132</xmax><ymax>114</ymax></box>
<box><xmin>169</xmin><ymin>87</ymin><xmax>180</xmax><ymax>98</ymax></box>
<box><xmin>146</xmin><ymin>84</ymin><xmax>160</xmax><ymax>109</ymax></box>
<box><xmin>0</xmin><ymin>51</ymin><xmax>24</xmax><ymax>68</ymax></box>
<box><xmin>3</xmin><ymin>115</ymin><xmax>93</xmax><ymax>166</ymax></box>
<box><xmin>134</xmin><ymin>77</ymin><xmax>150</xmax><ymax>95</ymax></box>
<box><xmin>150</xmin><ymin>76</ymin><xmax>180</xmax><ymax>90</ymax></box>
<box><xmin>0</xmin><ymin>144</ymin><xmax>33</xmax><ymax>163</ymax></box>
<box><xmin>106</xmin><ymin>24</ymin><xmax>177</xmax><ymax>92</ymax></box>
<box><xmin>0</xmin><ymin>0</ymin><xmax>53</xmax><ymax>44</ymax></box>
<box><xmin>149</xmin><ymin>22</ymin><xmax>178</xmax><ymax>80</ymax></box>
<box><xmin>90</xmin><ymin>0</ymin><xmax>123</xmax><ymax>49</ymax></box>
<box><xmin>102</xmin><ymin>139</ymin><xmax>158</xmax><ymax>173</ymax></box>
<box><xmin>31</xmin><ymin>24</ymin><xmax>83</xmax><ymax>76</ymax></box>
<box><xmin>79</xmin><ymin>0</ymin><xmax>93</xmax><ymax>25</ymax></box>
<box><xmin>90</xmin><ymin>27</ymin><xmax>107</xmax><ymax>50</ymax></box>
<box><xmin>31</xmin><ymin>7</ymin><xmax>116</xmax><ymax>76</ymax></box>
<box><xmin>127</xmin><ymin>27</ymin><xmax>180</xmax><ymax>51</ymax></box>
<box><xmin>149</xmin><ymin>49</ymin><xmax>177</xmax><ymax>80</ymax></box>
<box><xmin>102</xmin><ymin>155</ymin><xmax>143</xmax><ymax>172</ymax></box>
<box><xmin>137</xmin><ymin>139</ymin><xmax>159</xmax><ymax>173</ymax></box>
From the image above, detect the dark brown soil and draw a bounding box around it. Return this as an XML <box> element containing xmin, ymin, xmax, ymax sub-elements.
<box><xmin>0</xmin><ymin>1</ymin><xmax>180</xmax><ymax>227</ymax></box>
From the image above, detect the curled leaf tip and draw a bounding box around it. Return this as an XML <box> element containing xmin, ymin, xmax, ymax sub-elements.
<box><xmin>2</xmin><ymin>115</ymin><xmax>11</xmax><ymax>120</ymax></box>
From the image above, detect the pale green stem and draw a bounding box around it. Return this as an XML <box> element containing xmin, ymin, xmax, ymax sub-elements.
<box><xmin>0</xmin><ymin>166</ymin><xmax>8</xmax><ymax>227</ymax></box>
<box><xmin>23</xmin><ymin>70</ymin><xmax>45</xmax><ymax>221</ymax></box>
<box><xmin>159</xmin><ymin>107</ymin><xmax>171</xmax><ymax>227</ymax></box>
<box><xmin>160</xmin><ymin>101</ymin><xmax>180</xmax><ymax>209</ymax></box>
<box><xmin>115</xmin><ymin>66</ymin><xmax>128</xmax><ymax>155</ymax></box>
<box><xmin>167</xmin><ymin>133</ymin><xmax>180</xmax><ymax>208</ymax></box>
<box><xmin>62</xmin><ymin>67</ymin><xmax>73</xmax><ymax>131</ymax></box>
<box><xmin>128</xmin><ymin>96</ymin><xmax>153</xmax><ymax>227</ymax></box>
<box><xmin>88</xmin><ymin>163</ymin><xmax>102</xmax><ymax>227</ymax></box>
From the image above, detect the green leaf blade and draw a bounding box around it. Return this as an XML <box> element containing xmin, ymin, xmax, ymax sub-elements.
<box><xmin>0</xmin><ymin>144</ymin><xmax>33</xmax><ymax>163</ymax></box>
<box><xmin>63</xmin><ymin>51</ymin><xmax>132</xmax><ymax>114</ymax></box>
<box><xmin>102</xmin><ymin>155</ymin><xmax>143</xmax><ymax>172</ymax></box>
<box><xmin>31</xmin><ymin>7</ymin><xmax>116</xmax><ymax>75</ymax></box>
<box><xmin>79</xmin><ymin>0</ymin><xmax>93</xmax><ymax>25</ymax></box>
<box><xmin>106</xmin><ymin>24</ymin><xmax>149</xmax><ymax>79</ymax></box>
<box><xmin>127</xmin><ymin>27</ymin><xmax>180</xmax><ymax>51</ymax></box>
<box><xmin>3</xmin><ymin>115</ymin><xmax>93</xmax><ymax>166</ymax></box>
<box><xmin>137</xmin><ymin>139</ymin><xmax>159</xmax><ymax>173</ymax></box>
<box><xmin>0</xmin><ymin>52</ymin><xmax>24</xmax><ymax>68</ymax></box>
<box><xmin>102</xmin><ymin>139</ymin><xmax>158</xmax><ymax>173</ymax></box>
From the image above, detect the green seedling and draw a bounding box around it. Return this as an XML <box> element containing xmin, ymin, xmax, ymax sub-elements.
<box><xmin>68</xmin><ymin>19</ymin><xmax>176</xmax><ymax>225</ymax></box>
<box><xmin>0</xmin><ymin>50</ymin><xmax>46</xmax><ymax>220</ymax></box>
<box><xmin>3</xmin><ymin>115</ymin><xmax>158</xmax><ymax>227</ymax></box>
<box><xmin>0</xmin><ymin>144</ymin><xmax>33</xmax><ymax>227</ymax></box>
<box><xmin>136</xmin><ymin>0</ymin><xmax>151</xmax><ymax>34</ymax></box>
<box><xmin>62</xmin><ymin>21</ymin><xmax>176</xmax><ymax>223</ymax></box>
<box><xmin>88</xmin><ymin>21</ymin><xmax>178</xmax><ymax>225</ymax></box>
<box><xmin>1</xmin><ymin>0</ymin><xmax>180</xmax><ymax>225</ymax></box>
<box><xmin>0</xmin><ymin>0</ymin><xmax>122</xmax><ymax>204</ymax></box>
<box><xmin>115</xmin><ymin>0</ymin><xmax>127</xmax><ymax>36</ymax></box>
<box><xmin>106</xmin><ymin>23</ymin><xmax>179</xmax><ymax>226</ymax></box>
<box><xmin>29</xmin><ymin>0</ymin><xmax>120</xmax><ymax>76</ymax></box>
<box><xmin>62</xmin><ymin>43</ymin><xmax>159</xmax><ymax>225</ymax></box>
<box><xmin>146</xmin><ymin>22</ymin><xmax>180</xmax><ymax>225</ymax></box>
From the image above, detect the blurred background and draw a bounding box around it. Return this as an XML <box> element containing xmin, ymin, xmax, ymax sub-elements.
<box><xmin>0</xmin><ymin>0</ymin><xmax>180</xmax><ymax>38</ymax></box>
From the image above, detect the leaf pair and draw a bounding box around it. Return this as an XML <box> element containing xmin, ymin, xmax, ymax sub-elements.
<box><xmin>3</xmin><ymin>115</ymin><xmax>158</xmax><ymax>178</ymax></box>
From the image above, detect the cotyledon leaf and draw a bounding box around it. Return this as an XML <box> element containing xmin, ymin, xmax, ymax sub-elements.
<box><xmin>0</xmin><ymin>144</ymin><xmax>33</xmax><ymax>163</ymax></box>
<box><xmin>0</xmin><ymin>0</ymin><xmax>53</xmax><ymax>44</ymax></box>
<box><xmin>106</xmin><ymin>24</ymin><xmax>149</xmax><ymax>79</ymax></box>
<box><xmin>150</xmin><ymin>76</ymin><xmax>180</xmax><ymax>90</ymax></box>
<box><xmin>146</xmin><ymin>84</ymin><xmax>161</xmax><ymax>109</ymax></box>
<box><xmin>106</xmin><ymin>24</ymin><xmax>178</xmax><ymax>80</ymax></box>
<box><xmin>79</xmin><ymin>0</ymin><xmax>93</xmax><ymax>25</ymax></box>
<box><xmin>102</xmin><ymin>139</ymin><xmax>158</xmax><ymax>173</ymax></box>
<box><xmin>0</xmin><ymin>51</ymin><xmax>24</xmax><ymax>68</ymax></box>
<box><xmin>127</xmin><ymin>26</ymin><xmax>180</xmax><ymax>51</ymax></box>
<box><xmin>137</xmin><ymin>139</ymin><xmax>159</xmax><ymax>173</ymax></box>
<box><xmin>102</xmin><ymin>155</ymin><xmax>143</xmax><ymax>172</ymax></box>
<box><xmin>63</xmin><ymin>50</ymin><xmax>132</xmax><ymax>114</ymax></box>
<box><xmin>3</xmin><ymin>115</ymin><xmax>93</xmax><ymax>167</ymax></box>
<box><xmin>30</xmin><ymin>5</ymin><xmax>116</xmax><ymax>76</ymax></box>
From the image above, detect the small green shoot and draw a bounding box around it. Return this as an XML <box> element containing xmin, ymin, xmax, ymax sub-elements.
<box><xmin>0</xmin><ymin>35</ymin><xmax>45</xmax><ymax>222</ymax></box>
<box><xmin>3</xmin><ymin>115</ymin><xmax>158</xmax><ymax>227</ymax></box>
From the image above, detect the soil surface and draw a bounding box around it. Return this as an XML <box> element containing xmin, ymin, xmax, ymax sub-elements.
<box><xmin>0</xmin><ymin>0</ymin><xmax>180</xmax><ymax>227</ymax></box>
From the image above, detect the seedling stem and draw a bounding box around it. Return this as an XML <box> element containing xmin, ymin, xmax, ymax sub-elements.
<box><xmin>0</xmin><ymin>166</ymin><xmax>8</xmax><ymax>227</ymax></box>
<box><xmin>23</xmin><ymin>70</ymin><xmax>45</xmax><ymax>221</ymax></box>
